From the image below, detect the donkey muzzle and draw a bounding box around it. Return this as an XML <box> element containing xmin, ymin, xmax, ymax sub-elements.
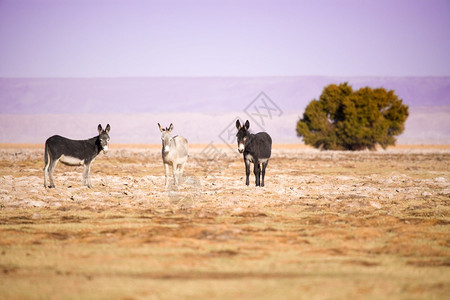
<box><xmin>238</xmin><ymin>143</ymin><xmax>245</xmax><ymax>153</ymax></box>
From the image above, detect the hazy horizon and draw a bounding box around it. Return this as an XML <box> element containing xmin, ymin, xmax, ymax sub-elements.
<box><xmin>1</xmin><ymin>76</ymin><xmax>449</xmax><ymax>145</ymax></box>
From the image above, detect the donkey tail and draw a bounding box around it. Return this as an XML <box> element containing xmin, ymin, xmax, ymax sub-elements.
<box><xmin>44</xmin><ymin>140</ymin><xmax>49</xmax><ymax>168</ymax></box>
<box><xmin>43</xmin><ymin>140</ymin><xmax>49</xmax><ymax>188</ymax></box>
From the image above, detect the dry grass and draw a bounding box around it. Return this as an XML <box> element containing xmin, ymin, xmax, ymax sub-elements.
<box><xmin>0</xmin><ymin>144</ymin><xmax>449</xmax><ymax>299</ymax></box>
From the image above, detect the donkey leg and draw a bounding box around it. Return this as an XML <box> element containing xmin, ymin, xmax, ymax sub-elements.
<box><xmin>44</xmin><ymin>161</ymin><xmax>49</xmax><ymax>188</ymax></box>
<box><xmin>48</xmin><ymin>159</ymin><xmax>58</xmax><ymax>188</ymax></box>
<box><xmin>164</xmin><ymin>163</ymin><xmax>170</xmax><ymax>188</ymax></box>
<box><xmin>261</xmin><ymin>161</ymin><xmax>268</xmax><ymax>187</ymax></box>
<box><xmin>83</xmin><ymin>163</ymin><xmax>92</xmax><ymax>188</ymax></box>
<box><xmin>178</xmin><ymin>163</ymin><xmax>186</xmax><ymax>185</ymax></box>
<box><xmin>244</xmin><ymin>159</ymin><xmax>250</xmax><ymax>186</ymax></box>
<box><xmin>254</xmin><ymin>163</ymin><xmax>261</xmax><ymax>187</ymax></box>
<box><xmin>172</xmin><ymin>165</ymin><xmax>178</xmax><ymax>186</ymax></box>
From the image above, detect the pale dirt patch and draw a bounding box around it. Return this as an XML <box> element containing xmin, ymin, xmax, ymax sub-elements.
<box><xmin>0</xmin><ymin>145</ymin><xmax>449</xmax><ymax>299</ymax></box>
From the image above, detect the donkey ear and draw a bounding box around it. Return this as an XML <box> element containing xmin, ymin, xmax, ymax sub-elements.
<box><xmin>168</xmin><ymin>123</ymin><xmax>174</xmax><ymax>132</ymax></box>
<box><xmin>105</xmin><ymin>124</ymin><xmax>110</xmax><ymax>133</ymax></box>
<box><xmin>236</xmin><ymin>120</ymin><xmax>242</xmax><ymax>130</ymax></box>
<box><xmin>98</xmin><ymin>124</ymin><xmax>103</xmax><ymax>134</ymax></box>
<box><xmin>244</xmin><ymin>120</ymin><xmax>250</xmax><ymax>130</ymax></box>
<box><xmin>158</xmin><ymin>123</ymin><xmax>165</xmax><ymax>132</ymax></box>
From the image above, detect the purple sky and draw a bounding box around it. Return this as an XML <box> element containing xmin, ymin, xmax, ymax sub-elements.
<box><xmin>0</xmin><ymin>0</ymin><xmax>449</xmax><ymax>77</ymax></box>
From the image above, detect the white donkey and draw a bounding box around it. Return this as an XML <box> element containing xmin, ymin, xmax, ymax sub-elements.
<box><xmin>158</xmin><ymin>123</ymin><xmax>188</xmax><ymax>187</ymax></box>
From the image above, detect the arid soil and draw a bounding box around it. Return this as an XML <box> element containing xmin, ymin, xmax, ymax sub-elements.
<box><xmin>0</xmin><ymin>144</ymin><xmax>449</xmax><ymax>299</ymax></box>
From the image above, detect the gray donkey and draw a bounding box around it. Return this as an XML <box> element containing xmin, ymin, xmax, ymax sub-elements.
<box><xmin>44</xmin><ymin>124</ymin><xmax>110</xmax><ymax>188</ymax></box>
<box><xmin>158</xmin><ymin>123</ymin><xmax>189</xmax><ymax>187</ymax></box>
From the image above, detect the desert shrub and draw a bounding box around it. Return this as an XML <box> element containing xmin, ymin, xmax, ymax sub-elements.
<box><xmin>296</xmin><ymin>83</ymin><xmax>409</xmax><ymax>150</ymax></box>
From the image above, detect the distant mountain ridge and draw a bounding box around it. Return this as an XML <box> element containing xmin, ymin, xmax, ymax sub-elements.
<box><xmin>1</xmin><ymin>76</ymin><xmax>449</xmax><ymax>114</ymax></box>
<box><xmin>1</xmin><ymin>77</ymin><xmax>449</xmax><ymax>144</ymax></box>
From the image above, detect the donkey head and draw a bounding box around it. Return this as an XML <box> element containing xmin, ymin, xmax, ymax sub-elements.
<box><xmin>97</xmin><ymin>124</ymin><xmax>111</xmax><ymax>153</ymax></box>
<box><xmin>158</xmin><ymin>123</ymin><xmax>174</xmax><ymax>153</ymax></box>
<box><xmin>236</xmin><ymin>120</ymin><xmax>250</xmax><ymax>153</ymax></box>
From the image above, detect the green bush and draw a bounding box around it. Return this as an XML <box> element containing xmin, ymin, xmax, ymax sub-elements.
<box><xmin>296</xmin><ymin>83</ymin><xmax>409</xmax><ymax>150</ymax></box>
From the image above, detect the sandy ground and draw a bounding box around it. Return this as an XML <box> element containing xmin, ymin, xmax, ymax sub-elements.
<box><xmin>0</xmin><ymin>144</ymin><xmax>449</xmax><ymax>299</ymax></box>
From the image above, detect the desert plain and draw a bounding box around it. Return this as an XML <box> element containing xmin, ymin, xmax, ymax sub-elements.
<box><xmin>0</xmin><ymin>143</ymin><xmax>449</xmax><ymax>299</ymax></box>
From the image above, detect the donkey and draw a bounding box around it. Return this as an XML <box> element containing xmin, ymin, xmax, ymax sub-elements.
<box><xmin>44</xmin><ymin>124</ymin><xmax>110</xmax><ymax>188</ymax></box>
<box><xmin>158</xmin><ymin>123</ymin><xmax>189</xmax><ymax>187</ymax></box>
<box><xmin>236</xmin><ymin>120</ymin><xmax>272</xmax><ymax>187</ymax></box>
